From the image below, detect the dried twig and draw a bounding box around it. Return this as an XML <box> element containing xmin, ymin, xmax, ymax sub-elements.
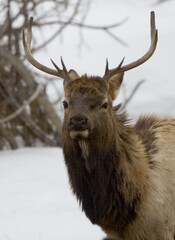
<box><xmin>105</xmin><ymin>29</ymin><xmax>128</xmax><ymax>46</ymax></box>
<box><xmin>35</xmin><ymin>17</ymin><xmax>128</xmax><ymax>30</ymax></box>
<box><xmin>0</xmin><ymin>84</ymin><xmax>44</xmax><ymax>124</ymax></box>
<box><xmin>35</xmin><ymin>17</ymin><xmax>128</xmax><ymax>46</ymax></box>
<box><xmin>0</xmin><ymin>125</ymin><xmax>18</xmax><ymax>149</ymax></box>
<box><xmin>120</xmin><ymin>80</ymin><xmax>145</xmax><ymax>111</ymax></box>
<box><xmin>32</xmin><ymin>0</ymin><xmax>81</xmax><ymax>52</ymax></box>
<box><xmin>0</xmin><ymin>47</ymin><xmax>62</xmax><ymax>146</ymax></box>
<box><xmin>155</xmin><ymin>0</ymin><xmax>173</xmax><ymax>4</ymax></box>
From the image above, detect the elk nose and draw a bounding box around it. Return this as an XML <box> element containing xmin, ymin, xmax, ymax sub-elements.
<box><xmin>70</xmin><ymin>115</ymin><xmax>87</xmax><ymax>130</ymax></box>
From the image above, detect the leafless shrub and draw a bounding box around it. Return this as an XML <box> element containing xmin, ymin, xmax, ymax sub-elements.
<box><xmin>0</xmin><ymin>0</ymin><xmax>127</xmax><ymax>149</ymax></box>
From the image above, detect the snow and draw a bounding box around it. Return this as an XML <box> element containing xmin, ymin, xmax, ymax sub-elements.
<box><xmin>1</xmin><ymin>0</ymin><xmax>175</xmax><ymax>239</ymax></box>
<box><xmin>0</xmin><ymin>148</ymin><xmax>104</xmax><ymax>240</ymax></box>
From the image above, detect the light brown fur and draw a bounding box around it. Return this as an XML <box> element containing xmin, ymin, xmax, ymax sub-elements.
<box><xmin>104</xmin><ymin>115</ymin><xmax>175</xmax><ymax>240</ymax></box>
<box><xmin>61</xmin><ymin>73</ymin><xmax>175</xmax><ymax>240</ymax></box>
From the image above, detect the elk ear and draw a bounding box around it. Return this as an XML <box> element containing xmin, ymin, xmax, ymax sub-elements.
<box><xmin>108</xmin><ymin>72</ymin><xmax>124</xmax><ymax>100</ymax></box>
<box><xmin>68</xmin><ymin>69</ymin><xmax>80</xmax><ymax>80</ymax></box>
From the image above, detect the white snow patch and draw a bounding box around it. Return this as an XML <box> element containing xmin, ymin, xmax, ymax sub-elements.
<box><xmin>0</xmin><ymin>148</ymin><xmax>104</xmax><ymax>240</ymax></box>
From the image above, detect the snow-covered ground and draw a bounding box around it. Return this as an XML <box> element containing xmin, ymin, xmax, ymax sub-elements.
<box><xmin>1</xmin><ymin>0</ymin><xmax>175</xmax><ymax>239</ymax></box>
<box><xmin>0</xmin><ymin>148</ymin><xmax>104</xmax><ymax>240</ymax></box>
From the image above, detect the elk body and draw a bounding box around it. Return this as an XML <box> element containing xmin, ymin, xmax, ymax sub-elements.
<box><xmin>23</xmin><ymin>12</ymin><xmax>175</xmax><ymax>240</ymax></box>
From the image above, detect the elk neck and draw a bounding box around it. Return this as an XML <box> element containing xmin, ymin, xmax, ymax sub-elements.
<box><xmin>62</xmin><ymin>110</ymin><xmax>151</xmax><ymax>231</ymax></box>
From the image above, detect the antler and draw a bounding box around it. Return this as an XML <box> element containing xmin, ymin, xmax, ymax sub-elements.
<box><xmin>103</xmin><ymin>11</ymin><xmax>158</xmax><ymax>81</ymax></box>
<box><xmin>23</xmin><ymin>17</ymin><xmax>71</xmax><ymax>81</ymax></box>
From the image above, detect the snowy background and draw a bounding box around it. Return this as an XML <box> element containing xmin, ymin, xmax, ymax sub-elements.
<box><xmin>0</xmin><ymin>0</ymin><xmax>175</xmax><ymax>239</ymax></box>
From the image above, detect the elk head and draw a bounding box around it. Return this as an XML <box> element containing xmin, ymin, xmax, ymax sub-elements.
<box><xmin>23</xmin><ymin>12</ymin><xmax>158</xmax><ymax>144</ymax></box>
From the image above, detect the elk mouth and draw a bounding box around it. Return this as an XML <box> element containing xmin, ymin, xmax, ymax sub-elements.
<box><xmin>70</xmin><ymin>129</ymin><xmax>89</xmax><ymax>140</ymax></box>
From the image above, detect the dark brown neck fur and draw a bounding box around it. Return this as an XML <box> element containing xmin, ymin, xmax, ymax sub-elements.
<box><xmin>62</xmin><ymin>111</ymin><xmax>150</xmax><ymax>232</ymax></box>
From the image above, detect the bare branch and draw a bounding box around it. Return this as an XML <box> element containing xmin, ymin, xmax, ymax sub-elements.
<box><xmin>34</xmin><ymin>17</ymin><xmax>128</xmax><ymax>46</ymax></box>
<box><xmin>0</xmin><ymin>125</ymin><xmax>18</xmax><ymax>149</ymax></box>
<box><xmin>32</xmin><ymin>0</ymin><xmax>81</xmax><ymax>52</ymax></box>
<box><xmin>0</xmin><ymin>84</ymin><xmax>44</xmax><ymax>124</ymax></box>
<box><xmin>120</xmin><ymin>80</ymin><xmax>145</xmax><ymax>111</ymax></box>
<box><xmin>104</xmin><ymin>29</ymin><xmax>128</xmax><ymax>46</ymax></box>
<box><xmin>34</xmin><ymin>17</ymin><xmax>128</xmax><ymax>30</ymax></box>
<box><xmin>0</xmin><ymin>47</ymin><xmax>62</xmax><ymax>146</ymax></box>
<box><xmin>155</xmin><ymin>0</ymin><xmax>173</xmax><ymax>4</ymax></box>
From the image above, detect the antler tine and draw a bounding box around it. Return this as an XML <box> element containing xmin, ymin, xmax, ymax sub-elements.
<box><xmin>26</xmin><ymin>17</ymin><xmax>33</xmax><ymax>48</ymax></box>
<box><xmin>103</xmin><ymin>11</ymin><xmax>158</xmax><ymax>80</ymax></box>
<box><xmin>151</xmin><ymin>11</ymin><xmax>156</xmax><ymax>40</ymax></box>
<box><xmin>103</xmin><ymin>57</ymin><xmax>125</xmax><ymax>81</ymax></box>
<box><xmin>23</xmin><ymin>17</ymin><xmax>65</xmax><ymax>78</ymax></box>
<box><xmin>61</xmin><ymin>57</ymin><xmax>68</xmax><ymax>74</ymax></box>
<box><xmin>104</xmin><ymin>58</ymin><xmax>109</xmax><ymax>76</ymax></box>
<box><xmin>50</xmin><ymin>58</ymin><xmax>71</xmax><ymax>82</ymax></box>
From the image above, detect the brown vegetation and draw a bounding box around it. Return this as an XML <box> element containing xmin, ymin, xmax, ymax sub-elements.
<box><xmin>0</xmin><ymin>0</ymin><xmax>126</xmax><ymax>149</ymax></box>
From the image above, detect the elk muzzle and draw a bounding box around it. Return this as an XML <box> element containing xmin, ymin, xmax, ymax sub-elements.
<box><xmin>69</xmin><ymin>115</ymin><xmax>89</xmax><ymax>140</ymax></box>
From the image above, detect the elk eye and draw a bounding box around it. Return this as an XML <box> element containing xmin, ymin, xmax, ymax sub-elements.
<box><xmin>63</xmin><ymin>100</ymin><xmax>68</xmax><ymax>109</ymax></box>
<box><xmin>101</xmin><ymin>102</ymin><xmax>108</xmax><ymax>109</ymax></box>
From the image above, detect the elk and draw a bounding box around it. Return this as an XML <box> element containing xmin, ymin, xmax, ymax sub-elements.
<box><xmin>23</xmin><ymin>12</ymin><xmax>175</xmax><ymax>240</ymax></box>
